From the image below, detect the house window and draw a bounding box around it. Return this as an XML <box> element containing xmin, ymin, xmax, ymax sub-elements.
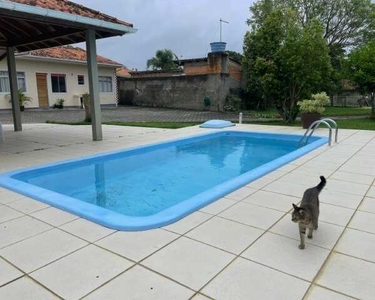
<box><xmin>51</xmin><ymin>74</ymin><xmax>66</xmax><ymax>93</ymax></box>
<box><xmin>99</xmin><ymin>76</ymin><xmax>113</xmax><ymax>92</ymax></box>
<box><xmin>78</xmin><ymin>75</ymin><xmax>85</xmax><ymax>85</ymax></box>
<box><xmin>0</xmin><ymin>71</ymin><xmax>27</xmax><ymax>93</ymax></box>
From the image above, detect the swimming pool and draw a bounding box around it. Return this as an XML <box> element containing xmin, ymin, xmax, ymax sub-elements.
<box><xmin>0</xmin><ymin>131</ymin><xmax>327</xmax><ymax>230</ymax></box>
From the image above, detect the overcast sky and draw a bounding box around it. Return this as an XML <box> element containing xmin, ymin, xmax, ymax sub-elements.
<box><xmin>74</xmin><ymin>0</ymin><xmax>254</xmax><ymax>70</ymax></box>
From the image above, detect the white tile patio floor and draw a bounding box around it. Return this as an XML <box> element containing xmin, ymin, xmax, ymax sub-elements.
<box><xmin>0</xmin><ymin>123</ymin><xmax>374</xmax><ymax>300</ymax></box>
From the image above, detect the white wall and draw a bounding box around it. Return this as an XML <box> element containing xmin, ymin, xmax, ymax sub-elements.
<box><xmin>0</xmin><ymin>57</ymin><xmax>118</xmax><ymax>109</ymax></box>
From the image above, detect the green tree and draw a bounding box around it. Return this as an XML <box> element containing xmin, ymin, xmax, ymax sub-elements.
<box><xmin>243</xmin><ymin>9</ymin><xmax>332</xmax><ymax>122</ymax></box>
<box><xmin>248</xmin><ymin>0</ymin><xmax>375</xmax><ymax>98</ymax></box>
<box><xmin>146</xmin><ymin>49</ymin><xmax>178</xmax><ymax>70</ymax></box>
<box><xmin>277</xmin><ymin>19</ymin><xmax>332</xmax><ymax>122</ymax></box>
<box><xmin>344</xmin><ymin>42</ymin><xmax>375</xmax><ymax>119</ymax></box>
<box><xmin>243</xmin><ymin>8</ymin><xmax>284</xmax><ymax>110</ymax></box>
<box><xmin>225</xmin><ymin>51</ymin><xmax>244</xmax><ymax>63</ymax></box>
<box><xmin>248</xmin><ymin>0</ymin><xmax>375</xmax><ymax>49</ymax></box>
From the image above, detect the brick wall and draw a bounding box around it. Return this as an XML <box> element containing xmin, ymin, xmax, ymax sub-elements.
<box><xmin>118</xmin><ymin>74</ymin><xmax>241</xmax><ymax>112</ymax></box>
<box><xmin>184</xmin><ymin>61</ymin><xmax>209</xmax><ymax>76</ymax></box>
<box><xmin>183</xmin><ymin>54</ymin><xmax>242</xmax><ymax>80</ymax></box>
<box><xmin>228</xmin><ymin>60</ymin><xmax>242</xmax><ymax>81</ymax></box>
<box><xmin>130</xmin><ymin>69</ymin><xmax>183</xmax><ymax>78</ymax></box>
<box><xmin>117</xmin><ymin>52</ymin><xmax>244</xmax><ymax>112</ymax></box>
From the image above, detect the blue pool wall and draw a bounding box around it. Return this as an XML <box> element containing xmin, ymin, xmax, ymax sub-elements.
<box><xmin>0</xmin><ymin>131</ymin><xmax>328</xmax><ymax>231</ymax></box>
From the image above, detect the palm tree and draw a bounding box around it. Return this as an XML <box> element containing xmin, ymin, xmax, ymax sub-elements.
<box><xmin>147</xmin><ymin>49</ymin><xmax>179</xmax><ymax>70</ymax></box>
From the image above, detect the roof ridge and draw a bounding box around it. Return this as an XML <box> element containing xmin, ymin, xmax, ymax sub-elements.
<box><xmin>26</xmin><ymin>45</ymin><xmax>123</xmax><ymax>66</ymax></box>
<box><xmin>61</xmin><ymin>0</ymin><xmax>127</xmax><ymax>26</ymax></box>
<box><xmin>6</xmin><ymin>0</ymin><xmax>133</xmax><ymax>27</ymax></box>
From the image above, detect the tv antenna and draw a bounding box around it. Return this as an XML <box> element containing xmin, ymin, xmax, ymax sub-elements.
<box><xmin>220</xmin><ymin>18</ymin><xmax>229</xmax><ymax>42</ymax></box>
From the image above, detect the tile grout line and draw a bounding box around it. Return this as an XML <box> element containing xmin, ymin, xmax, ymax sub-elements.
<box><xmin>0</xmin><ymin>261</ymin><xmax>64</xmax><ymax>300</ymax></box>
<box><xmin>311</xmin><ymin>283</ymin><xmax>360</xmax><ymax>300</ymax></box>
<box><xmin>342</xmin><ymin>225</ymin><xmax>375</xmax><ymax>236</ymax></box>
<box><xmin>191</xmin><ymin>193</ymin><xmax>302</xmax><ymax>297</ymax></box>
<box><xmin>301</xmin><ymin>131</ymin><xmax>375</xmax><ymax>300</ymax></box>
<box><xmin>0</xmin><ymin>127</ymin><xmax>371</xmax><ymax>299</ymax></box>
<box><xmin>0</xmin><ymin>202</ymin><xmax>84</xmax><ymax>251</ymax></box>
<box><xmin>1</xmin><ymin>130</ymin><xmax>240</xmax><ymax>298</ymax></box>
<box><xmin>1</xmin><ymin>128</ymin><xmax>338</xmax><ymax>298</ymax></box>
<box><xmin>183</xmin><ymin>184</ymin><xmax>280</xmax><ymax>299</ymax></box>
<box><xmin>78</xmin><ymin>211</ymin><xmax>224</xmax><ymax>299</ymax></box>
<box><xmin>133</xmin><ymin>182</ymin><xmax>292</xmax><ymax>300</ymax></box>
<box><xmin>0</xmin><ymin>225</ymin><xmax>55</xmax><ymax>251</ymax></box>
<box><xmin>78</xmin><ymin>209</ymin><xmax>223</xmax><ymax>299</ymax></box>
<box><xmin>192</xmin><ymin>129</ymin><xmax>364</xmax><ymax>299</ymax></box>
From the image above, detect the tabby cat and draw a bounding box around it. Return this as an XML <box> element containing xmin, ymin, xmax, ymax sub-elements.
<box><xmin>291</xmin><ymin>176</ymin><xmax>326</xmax><ymax>250</ymax></box>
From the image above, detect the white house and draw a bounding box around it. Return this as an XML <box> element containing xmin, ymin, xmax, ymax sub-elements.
<box><xmin>0</xmin><ymin>45</ymin><xmax>122</xmax><ymax>110</ymax></box>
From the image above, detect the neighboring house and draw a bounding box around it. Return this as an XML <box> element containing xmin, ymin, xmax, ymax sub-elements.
<box><xmin>332</xmin><ymin>79</ymin><xmax>365</xmax><ymax>107</ymax></box>
<box><xmin>117</xmin><ymin>50</ymin><xmax>244</xmax><ymax>111</ymax></box>
<box><xmin>123</xmin><ymin>52</ymin><xmax>242</xmax><ymax>80</ymax></box>
<box><xmin>0</xmin><ymin>46</ymin><xmax>123</xmax><ymax>110</ymax></box>
<box><xmin>176</xmin><ymin>54</ymin><xmax>242</xmax><ymax>81</ymax></box>
<box><xmin>116</xmin><ymin>67</ymin><xmax>132</xmax><ymax>78</ymax></box>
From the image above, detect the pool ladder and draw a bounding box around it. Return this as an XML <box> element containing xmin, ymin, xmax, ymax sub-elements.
<box><xmin>298</xmin><ymin>118</ymin><xmax>338</xmax><ymax>147</ymax></box>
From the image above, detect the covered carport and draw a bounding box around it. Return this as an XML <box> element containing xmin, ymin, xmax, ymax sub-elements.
<box><xmin>0</xmin><ymin>0</ymin><xmax>136</xmax><ymax>141</ymax></box>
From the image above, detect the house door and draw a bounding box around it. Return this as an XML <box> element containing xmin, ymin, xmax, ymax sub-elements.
<box><xmin>36</xmin><ymin>73</ymin><xmax>49</xmax><ymax>107</ymax></box>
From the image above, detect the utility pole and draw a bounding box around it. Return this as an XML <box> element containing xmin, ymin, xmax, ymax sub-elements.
<box><xmin>220</xmin><ymin>18</ymin><xmax>229</xmax><ymax>42</ymax></box>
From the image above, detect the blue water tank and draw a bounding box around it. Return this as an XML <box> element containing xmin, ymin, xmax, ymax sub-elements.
<box><xmin>210</xmin><ymin>42</ymin><xmax>227</xmax><ymax>53</ymax></box>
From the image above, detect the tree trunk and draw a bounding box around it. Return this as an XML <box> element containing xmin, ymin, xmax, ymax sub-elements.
<box><xmin>371</xmin><ymin>92</ymin><xmax>375</xmax><ymax>120</ymax></box>
<box><xmin>83</xmin><ymin>93</ymin><xmax>91</xmax><ymax>122</ymax></box>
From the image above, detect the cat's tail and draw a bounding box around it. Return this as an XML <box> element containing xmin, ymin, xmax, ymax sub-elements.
<box><xmin>316</xmin><ymin>176</ymin><xmax>326</xmax><ymax>192</ymax></box>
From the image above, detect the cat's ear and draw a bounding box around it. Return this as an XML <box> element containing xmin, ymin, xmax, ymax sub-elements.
<box><xmin>292</xmin><ymin>203</ymin><xmax>299</xmax><ymax>210</ymax></box>
<box><xmin>299</xmin><ymin>208</ymin><xmax>306</xmax><ymax>216</ymax></box>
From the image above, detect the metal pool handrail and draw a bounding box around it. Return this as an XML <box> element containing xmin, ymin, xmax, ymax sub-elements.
<box><xmin>321</xmin><ymin>118</ymin><xmax>338</xmax><ymax>143</ymax></box>
<box><xmin>298</xmin><ymin>120</ymin><xmax>333</xmax><ymax>147</ymax></box>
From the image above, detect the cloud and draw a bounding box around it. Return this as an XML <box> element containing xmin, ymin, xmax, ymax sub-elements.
<box><xmin>74</xmin><ymin>0</ymin><xmax>254</xmax><ymax>70</ymax></box>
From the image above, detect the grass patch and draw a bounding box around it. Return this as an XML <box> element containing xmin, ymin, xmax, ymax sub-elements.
<box><xmin>46</xmin><ymin>120</ymin><xmax>90</xmax><ymax>125</ymax></box>
<box><xmin>243</xmin><ymin>108</ymin><xmax>280</xmax><ymax>119</ymax></box>
<box><xmin>334</xmin><ymin>118</ymin><xmax>375</xmax><ymax>130</ymax></box>
<box><xmin>46</xmin><ymin>120</ymin><xmax>199</xmax><ymax>129</ymax></box>
<box><xmin>104</xmin><ymin>121</ymin><xmax>199</xmax><ymax>129</ymax></box>
<box><xmin>322</xmin><ymin>106</ymin><xmax>371</xmax><ymax>117</ymax></box>
<box><xmin>47</xmin><ymin>118</ymin><xmax>375</xmax><ymax>130</ymax></box>
<box><xmin>244</xmin><ymin>106</ymin><xmax>371</xmax><ymax>119</ymax></box>
<box><xmin>245</xmin><ymin>117</ymin><xmax>375</xmax><ymax>130</ymax></box>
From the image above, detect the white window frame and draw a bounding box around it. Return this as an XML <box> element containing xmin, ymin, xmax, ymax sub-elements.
<box><xmin>98</xmin><ymin>76</ymin><xmax>113</xmax><ymax>93</ymax></box>
<box><xmin>51</xmin><ymin>73</ymin><xmax>67</xmax><ymax>94</ymax></box>
<box><xmin>78</xmin><ymin>74</ymin><xmax>85</xmax><ymax>85</ymax></box>
<box><xmin>0</xmin><ymin>70</ymin><xmax>27</xmax><ymax>94</ymax></box>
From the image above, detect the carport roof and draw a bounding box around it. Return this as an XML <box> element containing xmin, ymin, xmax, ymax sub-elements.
<box><xmin>8</xmin><ymin>0</ymin><xmax>133</xmax><ymax>27</ymax></box>
<box><xmin>0</xmin><ymin>0</ymin><xmax>136</xmax><ymax>52</ymax></box>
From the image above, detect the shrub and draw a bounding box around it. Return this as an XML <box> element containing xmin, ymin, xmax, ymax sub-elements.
<box><xmin>53</xmin><ymin>98</ymin><xmax>65</xmax><ymax>109</ymax></box>
<box><xmin>298</xmin><ymin>92</ymin><xmax>330</xmax><ymax>114</ymax></box>
<box><xmin>240</xmin><ymin>89</ymin><xmax>265</xmax><ymax>110</ymax></box>
<box><xmin>224</xmin><ymin>94</ymin><xmax>242</xmax><ymax>112</ymax></box>
<box><xmin>57</xmin><ymin>99</ymin><xmax>65</xmax><ymax>106</ymax></box>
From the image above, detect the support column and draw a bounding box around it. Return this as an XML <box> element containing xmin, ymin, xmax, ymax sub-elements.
<box><xmin>85</xmin><ymin>29</ymin><xmax>103</xmax><ymax>141</ymax></box>
<box><xmin>6</xmin><ymin>47</ymin><xmax>22</xmax><ymax>131</ymax></box>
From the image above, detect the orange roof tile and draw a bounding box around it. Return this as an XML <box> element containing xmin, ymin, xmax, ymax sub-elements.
<box><xmin>7</xmin><ymin>0</ymin><xmax>133</xmax><ymax>27</ymax></box>
<box><xmin>27</xmin><ymin>46</ymin><xmax>122</xmax><ymax>66</ymax></box>
<box><xmin>116</xmin><ymin>67</ymin><xmax>131</xmax><ymax>77</ymax></box>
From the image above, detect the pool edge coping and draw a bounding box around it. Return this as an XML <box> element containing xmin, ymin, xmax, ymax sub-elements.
<box><xmin>0</xmin><ymin>130</ymin><xmax>328</xmax><ymax>231</ymax></box>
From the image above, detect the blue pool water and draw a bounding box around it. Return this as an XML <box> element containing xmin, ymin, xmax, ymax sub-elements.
<box><xmin>0</xmin><ymin>131</ymin><xmax>327</xmax><ymax>230</ymax></box>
